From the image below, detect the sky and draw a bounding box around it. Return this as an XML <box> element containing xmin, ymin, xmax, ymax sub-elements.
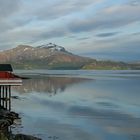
<box><xmin>0</xmin><ymin>0</ymin><xmax>140</xmax><ymax>62</ymax></box>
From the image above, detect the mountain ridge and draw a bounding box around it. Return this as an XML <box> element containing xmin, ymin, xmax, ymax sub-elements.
<box><xmin>0</xmin><ymin>43</ymin><xmax>138</xmax><ymax>70</ymax></box>
<box><xmin>0</xmin><ymin>43</ymin><xmax>94</xmax><ymax>69</ymax></box>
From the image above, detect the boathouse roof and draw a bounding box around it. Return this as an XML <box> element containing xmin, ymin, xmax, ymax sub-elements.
<box><xmin>0</xmin><ymin>64</ymin><xmax>13</xmax><ymax>72</ymax></box>
<box><xmin>0</xmin><ymin>64</ymin><xmax>22</xmax><ymax>85</ymax></box>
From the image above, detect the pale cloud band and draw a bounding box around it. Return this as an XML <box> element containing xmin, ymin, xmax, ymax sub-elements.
<box><xmin>0</xmin><ymin>0</ymin><xmax>139</xmax><ymax>61</ymax></box>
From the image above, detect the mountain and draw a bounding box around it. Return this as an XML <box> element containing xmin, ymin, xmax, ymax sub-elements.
<box><xmin>0</xmin><ymin>43</ymin><xmax>137</xmax><ymax>70</ymax></box>
<box><xmin>0</xmin><ymin>43</ymin><xmax>94</xmax><ymax>69</ymax></box>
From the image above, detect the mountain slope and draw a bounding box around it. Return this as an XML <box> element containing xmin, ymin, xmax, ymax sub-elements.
<box><xmin>0</xmin><ymin>43</ymin><xmax>137</xmax><ymax>70</ymax></box>
<box><xmin>0</xmin><ymin>43</ymin><xmax>93</xmax><ymax>69</ymax></box>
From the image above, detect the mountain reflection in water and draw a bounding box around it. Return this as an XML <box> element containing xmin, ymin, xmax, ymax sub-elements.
<box><xmin>12</xmin><ymin>77</ymin><xmax>92</xmax><ymax>95</ymax></box>
<box><xmin>10</xmin><ymin>70</ymin><xmax>140</xmax><ymax>140</ymax></box>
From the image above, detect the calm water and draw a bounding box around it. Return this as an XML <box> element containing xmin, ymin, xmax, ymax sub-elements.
<box><xmin>11</xmin><ymin>70</ymin><xmax>140</xmax><ymax>140</ymax></box>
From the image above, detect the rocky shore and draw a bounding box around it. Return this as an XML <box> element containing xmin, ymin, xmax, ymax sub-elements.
<box><xmin>0</xmin><ymin>107</ymin><xmax>41</xmax><ymax>140</ymax></box>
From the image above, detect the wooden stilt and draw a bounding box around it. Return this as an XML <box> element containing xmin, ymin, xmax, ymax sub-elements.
<box><xmin>0</xmin><ymin>86</ymin><xmax>1</xmax><ymax>106</ymax></box>
<box><xmin>9</xmin><ymin>85</ymin><xmax>11</xmax><ymax>111</ymax></box>
<box><xmin>3</xmin><ymin>86</ymin><xmax>5</xmax><ymax>108</ymax></box>
<box><xmin>5</xmin><ymin>86</ymin><xmax>8</xmax><ymax>109</ymax></box>
<box><xmin>2</xmin><ymin>86</ymin><xmax>4</xmax><ymax>108</ymax></box>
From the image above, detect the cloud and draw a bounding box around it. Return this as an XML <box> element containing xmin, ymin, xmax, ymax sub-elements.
<box><xmin>132</xmin><ymin>32</ymin><xmax>140</xmax><ymax>36</ymax></box>
<box><xmin>0</xmin><ymin>0</ymin><xmax>20</xmax><ymax>19</ymax></box>
<box><xmin>96</xmin><ymin>32</ymin><xmax>119</xmax><ymax>37</ymax></box>
<box><xmin>69</xmin><ymin>30</ymin><xmax>140</xmax><ymax>54</ymax></box>
<box><xmin>0</xmin><ymin>25</ymin><xmax>68</xmax><ymax>49</ymax></box>
<box><xmin>0</xmin><ymin>0</ymin><xmax>101</xmax><ymax>50</ymax></box>
<box><xmin>0</xmin><ymin>0</ymin><xmax>139</xmax><ymax>61</ymax></box>
<box><xmin>77</xmin><ymin>37</ymin><xmax>90</xmax><ymax>40</ymax></box>
<box><xmin>128</xmin><ymin>0</ymin><xmax>140</xmax><ymax>6</ymax></box>
<box><xmin>68</xmin><ymin>3</ymin><xmax>140</xmax><ymax>33</ymax></box>
<box><xmin>40</xmin><ymin>28</ymin><xmax>68</xmax><ymax>39</ymax></box>
<box><xmin>0</xmin><ymin>0</ymin><xmax>21</xmax><ymax>32</ymax></box>
<box><xmin>29</xmin><ymin>0</ymin><xmax>100</xmax><ymax>20</ymax></box>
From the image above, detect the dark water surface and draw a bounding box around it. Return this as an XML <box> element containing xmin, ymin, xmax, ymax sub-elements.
<box><xmin>11</xmin><ymin>70</ymin><xmax>140</xmax><ymax>140</ymax></box>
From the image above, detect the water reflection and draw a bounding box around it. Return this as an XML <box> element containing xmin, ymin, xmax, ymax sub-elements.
<box><xmin>10</xmin><ymin>71</ymin><xmax>140</xmax><ymax>140</ymax></box>
<box><xmin>12</xmin><ymin>77</ymin><xmax>91</xmax><ymax>95</ymax></box>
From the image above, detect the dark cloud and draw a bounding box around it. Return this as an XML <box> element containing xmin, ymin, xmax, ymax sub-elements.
<box><xmin>77</xmin><ymin>37</ymin><xmax>90</xmax><ymax>40</ymax></box>
<box><xmin>40</xmin><ymin>28</ymin><xmax>68</xmax><ymax>39</ymax></box>
<box><xmin>96</xmin><ymin>33</ymin><xmax>140</xmax><ymax>53</ymax></box>
<box><xmin>0</xmin><ymin>0</ymin><xmax>20</xmax><ymax>19</ymax></box>
<box><xmin>128</xmin><ymin>0</ymin><xmax>140</xmax><ymax>6</ymax></box>
<box><xmin>96</xmin><ymin>32</ymin><xmax>119</xmax><ymax>37</ymax></box>
<box><xmin>0</xmin><ymin>0</ymin><xmax>21</xmax><ymax>32</ymax></box>
<box><xmin>68</xmin><ymin>35</ymin><xmax>77</xmax><ymax>39</ymax></box>
<box><xmin>68</xmin><ymin>19</ymin><xmax>94</xmax><ymax>33</ymax></box>
<box><xmin>132</xmin><ymin>32</ymin><xmax>140</xmax><ymax>36</ymax></box>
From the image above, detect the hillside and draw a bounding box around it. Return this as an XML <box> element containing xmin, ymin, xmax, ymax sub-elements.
<box><xmin>82</xmin><ymin>60</ymin><xmax>129</xmax><ymax>70</ymax></box>
<box><xmin>128</xmin><ymin>62</ymin><xmax>140</xmax><ymax>70</ymax></box>
<box><xmin>0</xmin><ymin>43</ymin><xmax>93</xmax><ymax>69</ymax></box>
<box><xmin>0</xmin><ymin>43</ymin><xmax>137</xmax><ymax>70</ymax></box>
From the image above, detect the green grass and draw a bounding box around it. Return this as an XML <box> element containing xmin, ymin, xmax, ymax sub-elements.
<box><xmin>7</xmin><ymin>60</ymin><xmax>133</xmax><ymax>70</ymax></box>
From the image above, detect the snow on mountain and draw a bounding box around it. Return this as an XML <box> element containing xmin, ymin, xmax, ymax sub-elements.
<box><xmin>37</xmin><ymin>43</ymin><xmax>65</xmax><ymax>52</ymax></box>
<box><xmin>23</xmin><ymin>48</ymin><xmax>29</xmax><ymax>51</ymax></box>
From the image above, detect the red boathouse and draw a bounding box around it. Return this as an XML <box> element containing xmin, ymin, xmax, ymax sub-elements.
<box><xmin>0</xmin><ymin>64</ymin><xmax>22</xmax><ymax>85</ymax></box>
<box><xmin>0</xmin><ymin>64</ymin><xmax>22</xmax><ymax>110</ymax></box>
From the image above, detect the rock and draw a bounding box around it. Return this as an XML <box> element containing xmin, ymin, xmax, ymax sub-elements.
<box><xmin>0</xmin><ymin>109</ymin><xmax>19</xmax><ymax>130</ymax></box>
<box><xmin>0</xmin><ymin>109</ymin><xmax>41</xmax><ymax>140</ymax></box>
<box><xmin>15</xmin><ymin>134</ymin><xmax>42</xmax><ymax>140</ymax></box>
<box><xmin>0</xmin><ymin>132</ymin><xmax>8</xmax><ymax>140</ymax></box>
<box><xmin>0</xmin><ymin>119</ymin><xmax>11</xmax><ymax>130</ymax></box>
<box><xmin>6</xmin><ymin>111</ymin><xmax>20</xmax><ymax>120</ymax></box>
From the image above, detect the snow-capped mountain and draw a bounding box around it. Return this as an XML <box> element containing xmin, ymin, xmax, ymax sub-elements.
<box><xmin>0</xmin><ymin>43</ymin><xmax>92</xmax><ymax>69</ymax></box>
<box><xmin>0</xmin><ymin>43</ymin><xmax>131</xmax><ymax>70</ymax></box>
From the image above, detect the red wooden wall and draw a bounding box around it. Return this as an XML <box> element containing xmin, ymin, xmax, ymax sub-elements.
<box><xmin>0</xmin><ymin>72</ymin><xmax>15</xmax><ymax>78</ymax></box>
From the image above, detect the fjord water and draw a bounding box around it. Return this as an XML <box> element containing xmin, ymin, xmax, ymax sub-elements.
<box><xmin>12</xmin><ymin>70</ymin><xmax>140</xmax><ymax>140</ymax></box>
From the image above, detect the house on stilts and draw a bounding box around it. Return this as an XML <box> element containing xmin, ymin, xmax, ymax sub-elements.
<box><xmin>0</xmin><ymin>64</ymin><xmax>22</xmax><ymax>110</ymax></box>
